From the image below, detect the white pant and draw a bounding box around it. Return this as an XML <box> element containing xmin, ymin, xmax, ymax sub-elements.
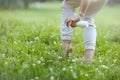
<box><xmin>60</xmin><ymin>0</ymin><xmax>108</xmax><ymax>50</ymax></box>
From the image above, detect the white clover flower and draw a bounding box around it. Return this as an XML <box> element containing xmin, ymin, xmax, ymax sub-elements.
<box><xmin>18</xmin><ymin>40</ymin><xmax>21</xmax><ymax>43</ymax></box>
<box><xmin>76</xmin><ymin>58</ymin><xmax>79</xmax><ymax>62</ymax></box>
<box><xmin>69</xmin><ymin>66</ymin><xmax>72</xmax><ymax>69</ymax></box>
<box><xmin>37</xmin><ymin>60</ymin><xmax>41</xmax><ymax>64</ymax></box>
<box><xmin>5</xmin><ymin>62</ymin><xmax>8</xmax><ymax>65</ymax></box>
<box><xmin>54</xmin><ymin>52</ymin><xmax>57</xmax><ymax>55</ymax></box>
<box><xmin>45</xmin><ymin>47</ymin><xmax>47</xmax><ymax>49</ymax></box>
<box><xmin>47</xmin><ymin>60</ymin><xmax>53</xmax><ymax>63</ymax></box>
<box><xmin>60</xmin><ymin>43</ymin><xmax>62</xmax><ymax>46</ymax></box>
<box><xmin>35</xmin><ymin>76</ymin><xmax>39</xmax><ymax>80</ymax></box>
<box><xmin>116</xmin><ymin>54</ymin><xmax>118</xmax><ymax>56</ymax></box>
<box><xmin>40</xmin><ymin>57</ymin><xmax>44</xmax><ymax>61</ymax></box>
<box><xmin>50</xmin><ymin>76</ymin><xmax>54</xmax><ymax>80</ymax></box>
<box><xmin>113</xmin><ymin>59</ymin><xmax>117</xmax><ymax>63</ymax></box>
<box><xmin>72</xmin><ymin>59</ymin><xmax>76</xmax><ymax>62</ymax></box>
<box><xmin>67</xmin><ymin>59</ymin><xmax>70</xmax><ymax>62</ymax></box>
<box><xmin>95</xmin><ymin>68</ymin><xmax>99</xmax><ymax>71</ymax></box>
<box><xmin>98</xmin><ymin>57</ymin><xmax>102</xmax><ymax>63</ymax></box>
<box><xmin>30</xmin><ymin>41</ymin><xmax>33</xmax><ymax>44</ymax></box>
<box><xmin>85</xmin><ymin>73</ymin><xmax>89</xmax><ymax>77</ymax></box>
<box><xmin>70</xmin><ymin>69</ymin><xmax>73</xmax><ymax>72</ymax></box>
<box><xmin>17</xmin><ymin>59</ymin><xmax>20</xmax><ymax>62</ymax></box>
<box><xmin>62</xmin><ymin>67</ymin><xmax>66</xmax><ymax>71</ymax></box>
<box><xmin>13</xmin><ymin>41</ymin><xmax>18</xmax><ymax>45</ymax></box>
<box><xmin>99</xmin><ymin>59</ymin><xmax>102</xmax><ymax>63</ymax></box>
<box><xmin>58</xmin><ymin>56</ymin><xmax>62</xmax><ymax>59</ymax></box>
<box><xmin>51</xmin><ymin>50</ymin><xmax>55</xmax><ymax>53</ymax></box>
<box><xmin>34</xmin><ymin>37</ymin><xmax>39</xmax><ymax>41</ymax></box>
<box><xmin>22</xmin><ymin>63</ymin><xmax>28</xmax><ymax>69</ymax></box>
<box><xmin>47</xmin><ymin>52</ymin><xmax>50</xmax><ymax>55</ymax></box>
<box><xmin>21</xmin><ymin>51</ymin><xmax>24</xmax><ymax>53</ymax></box>
<box><xmin>33</xmin><ymin>63</ymin><xmax>36</xmax><ymax>66</ymax></box>
<box><xmin>53</xmin><ymin>41</ymin><xmax>57</xmax><ymax>45</ymax></box>
<box><xmin>73</xmin><ymin>72</ymin><xmax>77</xmax><ymax>78</ymax></box>
<box><xmin>2</xmin><ymin>53</ymin><xmax>5</xmax><ymax>57</ymax></box>
<box><xmin>112</xmin><ymin>64</ymin><xmax>115</xmax><ymax>66</ymax></box>
<box><xmin>49</xmin><ymin>67</ymin><xmax>53</xmax><ymax>72</ymax></box>
<box><xmin>101</xmin><ymin>65</ymin><xmax>108</xmax><ymax>69</ymax></box>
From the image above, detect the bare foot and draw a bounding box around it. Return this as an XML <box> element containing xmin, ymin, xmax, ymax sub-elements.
<box><xmin>66</xmin><ymin>47</ymin><xmax>73</xmax><ymax>56</ymax></box>
<box><xmin>83</xmin><ymin>49</ymin><xmax>94</xmax><ymax>62</ymax></box>
<box><xmin>62</xmin><ymin>40</ymin><xmax>73</xmax><ymax>57</ymax></box>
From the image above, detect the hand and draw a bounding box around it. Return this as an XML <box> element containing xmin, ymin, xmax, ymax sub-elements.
<box><xmin>65</xmin><ymin>15</ymin><xmax>81</xmax><ymax>28</ymax></box>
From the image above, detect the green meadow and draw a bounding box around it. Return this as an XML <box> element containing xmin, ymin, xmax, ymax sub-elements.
<box><xmin>0</xmin><ymin>2</ymin><xmax>120</xmax><ymax>80</ymax></box>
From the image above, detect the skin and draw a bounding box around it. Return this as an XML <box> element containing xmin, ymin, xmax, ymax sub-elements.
<box><xmin>65</xmin><ymin>0</ymin><xmax>91</xmax><ymax>27</ymax></box>
<box><xmin>62</xmin><ymin>0</ymin><xmax>94</xmax><ymax>61</ymax></box>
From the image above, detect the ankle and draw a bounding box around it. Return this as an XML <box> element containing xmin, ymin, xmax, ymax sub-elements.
<box><xmin>84</xmin><ymin>49</ymin><xmax>94</xmax><ymax>61</ymax></box>
<box><xmin>62</xmin><ymin>40</ymin><xmax>71</xmax><ymax>44</ymax></box>
<box><xmin>62</xmin><ymin>40</ymin><xmax>73</xmax><ymax>56</ymax></box>
<box><xmin>62</xmin><ymin>40</ymin><xmax>71</xmax><ymax>48</ymax></box>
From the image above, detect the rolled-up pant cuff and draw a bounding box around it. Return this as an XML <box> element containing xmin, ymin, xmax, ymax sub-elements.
<box><xmin>85</xmin><ymin>45</ymin><xmax>95</xmax><ymax>50</ymax></box>
<box><xmin>61</xmin><ymin>35</ymin><xmax>72</xmax><ymax>41</ymax></box>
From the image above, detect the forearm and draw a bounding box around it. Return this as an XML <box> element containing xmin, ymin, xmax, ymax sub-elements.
<box><xmin>79</xmin><ymin>0</ymin><xmax>91</xmax><ymax>18</ymax></box>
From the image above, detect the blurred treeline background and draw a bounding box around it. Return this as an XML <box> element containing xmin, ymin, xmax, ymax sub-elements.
<box><xmin>0</xmin><ymin>0</ymin><xmax>120</xmax><ymax>10</ymax></box>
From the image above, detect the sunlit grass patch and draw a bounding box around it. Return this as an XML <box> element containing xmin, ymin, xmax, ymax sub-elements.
<box><xmin>0</xmin><ymin>3</ymin><xmax>120</xmax><ymax>80</ymax></box>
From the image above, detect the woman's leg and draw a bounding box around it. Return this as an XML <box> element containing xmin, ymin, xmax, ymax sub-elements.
<box><xmin>82</xmin><ymin>0</ymin><xmax>108</xmax><ymax>61</ymax></box>
<box><xmin>83</xmin><ymin>18</ymin><xmax>96</xmax><ymax>61</ymax></box>
<box><xmin>60</xmin><ymin>1</ymin><xmax>75</xmax><ymax>56</ymax></box>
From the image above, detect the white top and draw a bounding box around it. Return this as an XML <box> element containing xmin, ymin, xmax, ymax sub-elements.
<box><xmin>66</xmin><ymin>0</ymin><xmax>108</xmax><ymax>18</ymax></box>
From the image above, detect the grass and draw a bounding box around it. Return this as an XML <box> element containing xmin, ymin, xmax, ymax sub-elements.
<box><xmin>0</xmin><ymin>2</ymin><xmax>120</xmax><ymax>80</ymax></box>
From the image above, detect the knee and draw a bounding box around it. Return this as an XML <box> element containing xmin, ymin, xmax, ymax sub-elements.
<box><xmin>83</xmin><ymin>26</ymin><xmax>97</xmax><ymax>50</ymax></box>
<box><xmin>83</xmin><ymin>17</ymin><xmax>95</xmax><ymax>27</ymax></box>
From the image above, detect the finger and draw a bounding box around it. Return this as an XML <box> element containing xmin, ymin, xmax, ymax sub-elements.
<box><xmin>72</xmin><ymin>23</ymin><xmax>76</xmax><ymax>28</ymax></box>
<box><xmin>71</xmin><ymin>21</ymin><xmax>76</xmax><ymax>28</ymax></box>
<box><xmin>69</xmin><ymin>21</ymin><xmax>73</xmax><ymax>27</ymax></box>
<box><xmin>65</xmin><ymin>18</ymin><xmax>71</xmax><ymax>24</ymax></box>
<box><xmin>64</xmin><ymin>18</ymin><xmax>69</xmax><ymax>24</ymax></box>
<box><xmin>65</xmin><ymin>18</ymin><xmax>70</xmax><ymax>26</ymax></box>
<box><xmin>73</xmin><ymin>21</ymin><xmax>76</xmax><ymax>27</ymax></box>
<box><xmin>66</xmin><ymin>20</ymin><xmax>71</xmax><ymax>27</ymax></box>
